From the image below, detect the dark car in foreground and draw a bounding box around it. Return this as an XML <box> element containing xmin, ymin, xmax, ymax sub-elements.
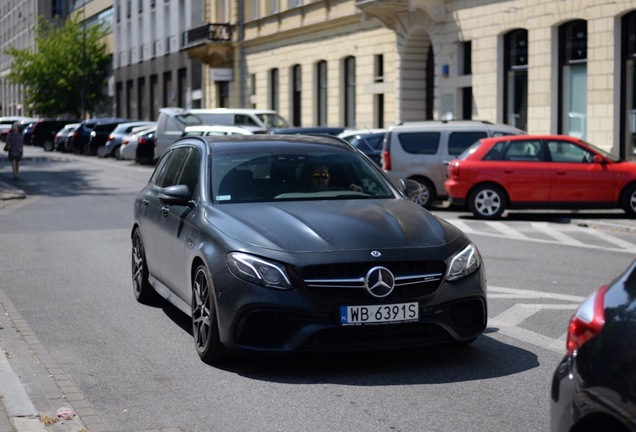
<box><xmin>131</xmin><ymin>134</ymin><xmax>487</xmax><ymax>364</ymax></box>
<box><xmin>445</xmin><ymin>134</ymin><xmax>636</xmax><ymax>219</ymax></box>
<box><xmin>550</xmin><ymin>260</ymin><xmax>636</xmax><ymax>432</ymax></box>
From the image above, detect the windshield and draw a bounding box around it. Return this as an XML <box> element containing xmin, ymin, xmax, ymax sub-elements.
<box><xmin>582</xmin><ymin>139</ymin><xmax>620</xmax><ymax>162</ymax></box>
<box><xmin>212</xmin><ymin>146</ymin><xmax>395</xmax><ymax>203</ymax></box>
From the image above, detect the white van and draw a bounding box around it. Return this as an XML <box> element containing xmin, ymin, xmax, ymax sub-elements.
<box><xmin>154</xmin><ymin>107</ymin><xmax>289</xmax><ymax>161</ymax></box>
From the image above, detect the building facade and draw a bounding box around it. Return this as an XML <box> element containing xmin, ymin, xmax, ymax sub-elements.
<box><xmin>0</xmin><ymin>0</ymin><xmax>115</xmax><ymax>118</ymax></box>
<box><xmin>115</xmin><ymin>0</ymin><xmax>636</xmax><ymax>158</ymax></box>
<box><xmin>0</xmin><ymin>0</ymin><xmax>53</xmax><ymax>117</ymax></box>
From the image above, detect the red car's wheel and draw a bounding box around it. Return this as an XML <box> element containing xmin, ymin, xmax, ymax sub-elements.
<box><xmin>469</xmin><ymin>185</ymin><xmax>507</xmax><ymax>219</ymax></box>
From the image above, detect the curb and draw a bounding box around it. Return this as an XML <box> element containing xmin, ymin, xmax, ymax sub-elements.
<box><xmin>0</xmin><ymin>180</ymin><xmax>26</xmax><ymax>200</ymax></box>
<box><xmin>0</xmin><ymin>287</ymin><xmax>106</xmax><ymax>432</ymax></box>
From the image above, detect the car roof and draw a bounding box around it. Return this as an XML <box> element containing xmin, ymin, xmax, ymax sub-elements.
<box><xmin>183</xmin><ymin>125</ymin><xmax>253</xmax><ymax>132</ymax></box>
<box><xmin>389</xmin><ymin>120</ymin><xmax>523</xmax><ymax>132</ymax></box>
<box><xmin>178</xmin><ymin>133</ymin><xmax>356</xmax><ymax>151</ymax></box>
<box><xmin>480</xmin><ymin>134</ymin><xmax>584</xmax><ymax>143</ymax></box>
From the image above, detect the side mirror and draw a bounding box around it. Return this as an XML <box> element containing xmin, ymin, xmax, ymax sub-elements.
<box><xmin>399</xmin><ymin>179</ymin><xmax>423</xmax><ymax>201</ymax></box>
<box><xmin>158</xmin><ymin>184</ymin><xmax>191</xmax><ymax>206</ymax></box>
<box><xmin>593</xmin><ymin>155</ymin><xmax>605</xmax><ymax>164</ymax></box>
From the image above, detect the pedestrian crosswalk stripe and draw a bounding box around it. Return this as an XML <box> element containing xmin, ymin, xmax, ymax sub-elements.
<box><xmin>530</xmin><ymin>222</ymin><xmax>586</xmax><ymax>246</ymax></box>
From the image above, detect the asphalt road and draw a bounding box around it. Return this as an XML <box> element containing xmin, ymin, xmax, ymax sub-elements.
<box><xmin>1</xmin><ymin>145</ymin><xmax>635</xmax><ymax>431</ymax></box>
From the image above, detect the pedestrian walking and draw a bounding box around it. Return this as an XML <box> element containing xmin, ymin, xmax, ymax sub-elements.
<box><xmin>5</xmin><ymin>124</ymin><xmax>23</xmax><ymax>179</ymax></box>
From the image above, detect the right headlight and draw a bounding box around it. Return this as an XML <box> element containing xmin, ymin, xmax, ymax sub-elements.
<box><xmin>446</xmin><ymin>243</ymin><xmax>482</xmax><ymax>281</ymax></box>
<box><xmin>227</xmin><ymin>252</ymin><xmax>293</xmax><ymax>290</ymax></box>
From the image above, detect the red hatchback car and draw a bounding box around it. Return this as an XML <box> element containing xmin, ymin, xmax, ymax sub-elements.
<box><xmin>445</xmin><ymin>135</ymin><xmax>636</xmax><ymax>219</ymax></box>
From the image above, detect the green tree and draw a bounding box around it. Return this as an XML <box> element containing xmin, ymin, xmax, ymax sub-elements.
<box><xmin>5</xmin><ymin>14</ymin><xmax>110</xmax><ymax>118</ymax></box>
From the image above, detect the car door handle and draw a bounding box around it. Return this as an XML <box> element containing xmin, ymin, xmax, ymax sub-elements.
<box><xmin>555</xmin><ymin>171</ymin><xmax>567</xmax><ymax>175</ymax></box>
<box><xmin>161</xmin><ymin>206</ymin><xmax>169</xmax><ymax>217</ymax></box>
<box><xmin>142</xmin><ymin>198</ymin><xmax>149</xmax><ymax>207</ymax></box>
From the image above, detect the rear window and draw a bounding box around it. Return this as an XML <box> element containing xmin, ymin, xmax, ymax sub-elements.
<box><xmin>397</xmin><ymin>132</ymin><xmax>440</xmax><ymax>155</ymax></box>
<box><xmin>448</xmin><ymin>131</ymin><xmax>488</xmax><ymax>156</ymax></box>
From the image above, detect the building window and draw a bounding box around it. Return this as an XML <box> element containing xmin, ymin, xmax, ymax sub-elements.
<box><xmin>621</xmin><ymin>11</ymin><xmax>636</xmax><ymax>159</ymax></box>
<box><xmin>316</xmin><ymin>61</ymin><xmax>327</xmax><ymax>126</ymax></box>
<box><xmin>291</xmin><ymin>65</ymin><xmax>301</xmax><ymax>126</ymax></box>
<box><xmin>343</xmin><ymin>56</ymin><xmax>356</xmax><ymax>128</ymax></box>
<box><xmin>248</xmin><ymin>0</ymin><xmax>259</xmax><ymax>20</ymax></box>
<box><xmin>374</xmin><ymin>54</ymin><xmax>384</xmax><ymax>127</ymax></box>
<box><xmin>459</xmin><ymin>41</ymin><xmax>471</xmax><ymax>75</ymax></box>
<box><xmin>559</xmin><ymin>20</ymin><xmax>587</xmax><ymax>139</ymax></box>
<box><xmin>217</xmin><ymin>0</ymin><xmax>229</xmax><ymax>22</ymax></box>
<box><xmin>289</xmin><ymin>0</ymin><xmax>301</xmax><ymax>8</ymax></box>
<box><xmin>504</xmin><ymin>29</ymin><xmax>528</xmax><ymax>131</ymax></box>
<box><xmin>268</xmin><ymin>0</ymin><xmax>279</xmax><ymax>14</ymax></box>
<box><xmin>269</xmin><ymin>68</ymin><xmax>279</xmax><ymax>111</ymax></box>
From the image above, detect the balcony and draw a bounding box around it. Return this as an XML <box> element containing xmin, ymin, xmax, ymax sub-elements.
<box><xmin>182</xmin><ymin>23</ymin><xmax>234</xmax><ymax>66</ymax></box>
<box><xmin>355</xmin><ymin>0</ymin><xmax>444</xmax><ymax>28</ymax></box>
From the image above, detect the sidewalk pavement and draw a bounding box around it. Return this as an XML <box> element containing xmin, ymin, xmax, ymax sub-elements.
<box><xmin>0</xmin><ymin>181</ymin><xmax>107</xmax><ymax>432</ymax></box>
<box><xmin>1</xmin><ymin>177</ymin><xmax>636</xmax><ymax>432</ymax></box>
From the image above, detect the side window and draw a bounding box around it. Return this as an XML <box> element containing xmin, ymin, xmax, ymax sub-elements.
<box><xmin>155</xmin><ymin>147</ymin><xmax>191</xmax><ymax>188</ymax></box>
<box><xmin>483</xmin><ymin>142</ymin><xmax>506</xmax><ymax>160</ymax></box>
<box><xmin>502</xmin><ymin>140</ymin><xmax>543</xmax><ymax>161</ymax></box>
<box><xmin>234</xmin><ymin>114</ymin><xmax>259</xmax><ymax>127</ymax></box>
<box><xmin>176</xmin><ymin>148</ymin><xmax>201</xmax><ymax>195</ymax></box>
<box><xmin>547</xmin><ymin>140</ymin><xmax>594</xmax><ymax>163</ymax></box>
<box><xmin>448</xmin><ymin>131</ymin><xmax>488</xmax><ymax>156</ymax></box>
<box><xmin>397</xmin><ymin>132</ymin><xmax>441</xmax><ymax>155</ymax></box>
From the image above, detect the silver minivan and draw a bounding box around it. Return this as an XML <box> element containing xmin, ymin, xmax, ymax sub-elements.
<box><xmin>382</xmin><ymin>120</ymin><xmax>524</xmax><ymax>208</ymax></box>
<box><xmin>154</xmin><ymin>107</ymin><xmax>289</xmax><ymax>161</ymax></box>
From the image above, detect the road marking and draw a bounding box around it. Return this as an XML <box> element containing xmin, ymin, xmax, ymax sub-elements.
<box><xmin>489</xmin><ymin>286</ymin><xmax>586</xmax><ymax>302</ymax></box>
<box><xmin>530</xmin><ymin>222</ymin><xmax>586</xmax><ymax>246</ymax></box>
<box><xmin>441</xmin><ymin>218</ymin><xmax>636</xmax><ymax>254</ymax></box>
<box><xmin>485</xmin><ymin>221</ymin><xmax>529</xmax><ymax>239</ymax></box>
<box><xmin>583</xmin><ymin>227</ymin><xmax>636</xmax><ymax>251</ymax></box>
<box><xmin>487</xmin><ymin>286</ymin><xmax>583</xmax><ymax>354</ymax></box>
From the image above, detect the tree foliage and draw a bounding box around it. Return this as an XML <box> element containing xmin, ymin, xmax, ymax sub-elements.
<box><xmin>5</xmin><ymin>15</ymin><xmax>110</xmax><ymax>118</ymax></box>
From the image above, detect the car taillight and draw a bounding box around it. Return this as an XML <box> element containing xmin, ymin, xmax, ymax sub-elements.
<box><xmin>73</xmin><ymin>130</ymin><xmax>79</xmax><ymax>138</ymax></box>
<box><xmin>382</xmin><ymin>150</ymin><xmax>391</xmax><ymax>170</ymax></box>
<box><xmin>138</xmin><ymin>137</ymin><xmax>148</xmax><ymax>146</ymax></box>
<box><xmin>108</xmin><ymin>134</ymin><xmax>115</xmax><ymax>141</ymax></box>
<box><xmin>448</xmin><ymin>161</ymin><xmax>460</xmax><ymax>180</ymax></box>
<box><xmin>566</xmin><ymin>285</ymin><xmax>607</xmax><ymax>355</ymax></box>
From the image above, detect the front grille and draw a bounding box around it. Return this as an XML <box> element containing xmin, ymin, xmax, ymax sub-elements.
<box><xmin>301</xmin><ymin>260</ymin><xmax>446</xmax><ymax>303</ymax></box>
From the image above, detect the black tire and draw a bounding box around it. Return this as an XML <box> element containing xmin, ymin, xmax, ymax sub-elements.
<box><xmin>192</xmin><ymin>264</ymin><xmax>225</xmax><ymax>364</ymax></box>
<box><xmin>42</xmin><ymin>139</ymin><xmax>54</xmax><ymax>152</ymax></box>
<box><xmin>132</xmin><ymin>228</ymin><xmax>156</xmax><ymax>303</ymax></box>
<box><xmin>468</xmin><ymin>184</ymin><xmax>507</xmax><ymax>219</ymax></box>
<box><xmin>411</xmin><ymin>178</ymin><xmax>435</xmax><ymax>209</ymax></box>
<box><xmin>622</xmin><ymin>184</ymin><xmax>636</xmax><ymax>218</ymax></box>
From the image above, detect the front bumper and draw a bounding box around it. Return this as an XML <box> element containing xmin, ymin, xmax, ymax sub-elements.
<box><xmin>212</xmin><ymin>266</ymin><xmax>487</xmax><ymax>353</ymax></box>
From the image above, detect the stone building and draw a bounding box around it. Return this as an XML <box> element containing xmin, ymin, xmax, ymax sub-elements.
<box><xmin>114</xmin><ymin>0</ymin><xmax>636</xmax><ymax>157</ymax></box>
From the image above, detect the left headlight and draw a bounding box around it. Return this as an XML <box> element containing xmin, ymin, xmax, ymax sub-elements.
<box><xmin>227</xmin><ymin>252</ymin><xmax>293</xmax><ymax>290</ymax></box>
<box><xmin>446</xmin><ymin>243</ymin><xmax>482</xmax><ymax>281</ymax></box>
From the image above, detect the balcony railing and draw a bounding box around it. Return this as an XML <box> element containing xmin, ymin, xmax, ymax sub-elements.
<box><xmin>182</xmin><ymin>23</ymin><xmax>232</xmax><ymax>49</ymax></box>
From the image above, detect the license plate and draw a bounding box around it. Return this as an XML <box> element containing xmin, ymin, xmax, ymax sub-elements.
<box><xmin>340</xmin><ymin>302</ymin><xmax>419</xmax><ymax>325</ymax></box>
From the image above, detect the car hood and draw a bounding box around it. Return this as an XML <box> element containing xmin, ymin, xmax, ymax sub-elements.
<box><xmin>207</xmin><ymin>199</ymin><xmax>461</xmax><ymax>253</ymax></box>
